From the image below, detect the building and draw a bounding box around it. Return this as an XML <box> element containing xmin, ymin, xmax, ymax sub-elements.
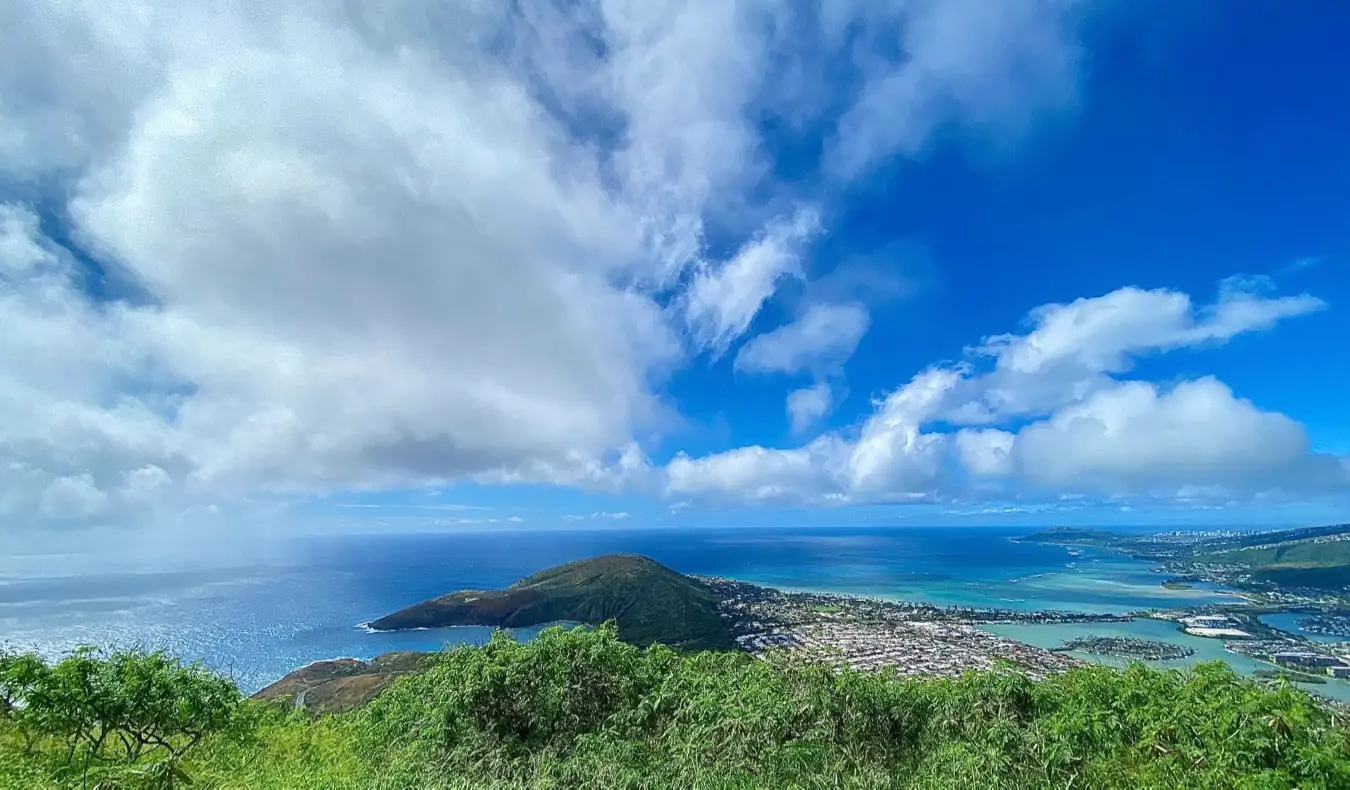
<box><xmin>1328</xmin><ymin>665</ymin><xmax>1350</xmax><ymax>679</ymax></box>
<box><xmin>1186</xmin><ymin>615</ymin><xmax>1232</xmax><ymax>628</ymax></box>
<box><xmin>1274</xmin><ymin>652</ymin><xmax>1338</xmax><ymax>668</ymax></box>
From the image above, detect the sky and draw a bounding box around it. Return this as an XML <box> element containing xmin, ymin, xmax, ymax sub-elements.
<box><xmin>1</xmin><ymin>0</ymin><xmax>1348</xmax><ymax>542</ymax></box>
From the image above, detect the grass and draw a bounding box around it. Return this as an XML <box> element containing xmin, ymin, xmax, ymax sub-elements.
<box><xmin>4</xmin><ymin>625</ymin><xmax>1349</xmax><ymax>789</ymax></box>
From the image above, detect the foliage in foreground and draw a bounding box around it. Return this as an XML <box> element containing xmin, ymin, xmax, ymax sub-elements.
<box><xmin>4</xmin><ymin>626</ymin><xmax>1349</xmax><ymax>789</ymax></box>
<box><xmin>0</xmin><ymin>646</ymin><xmax>239</xmax><ymax>788</ymax></box>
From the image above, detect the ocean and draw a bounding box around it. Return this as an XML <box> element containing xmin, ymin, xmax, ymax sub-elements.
<box><xmin>4</xmin><ymin>525</ymin><xmax>1346</xmax><ymax>700</ymax></box>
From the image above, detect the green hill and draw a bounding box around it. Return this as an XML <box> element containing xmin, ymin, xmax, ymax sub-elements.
<box><xmin>1193</xmin><ymin>537</ymin><xmax>1350</xmax><ymax>590</ymax></box>
<box><xmin>366</xmin><ymin>554</ymin><xmax>736</xmax><ymax>650</ymax></box>
<box><xmin>1195</xmin><ymin>537</ymin><xmax>1350</xmax><ymax>567</ymax></box>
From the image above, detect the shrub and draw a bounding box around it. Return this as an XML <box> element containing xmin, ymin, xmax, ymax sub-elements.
<box><xmin>0</xmin><ymin>646</ymin><xmax>240</xmax><ymax>787</ymax></box>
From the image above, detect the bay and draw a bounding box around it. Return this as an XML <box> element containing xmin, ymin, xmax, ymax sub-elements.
<box><xmin>0</xmin><ymin>525</ymin><xmax>1335</xmax><ymax>697</ymax></box>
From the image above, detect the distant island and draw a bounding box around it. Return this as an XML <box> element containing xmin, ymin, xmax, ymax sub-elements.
<box><xmin>366</xmin><ymin>554</ymin><xmax>737</xmax><ymax>651</ymax></box>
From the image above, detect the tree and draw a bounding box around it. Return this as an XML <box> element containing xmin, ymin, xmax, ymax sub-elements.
<box><xmin>0</xmin><ymin>646</ymin><xmax>239</xmax><ymax>786</ymax></box>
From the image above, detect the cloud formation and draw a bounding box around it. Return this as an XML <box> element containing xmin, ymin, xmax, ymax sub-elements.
<box><xmin>786</xmin><ymin>383</ymin><xmax>834</xmax><ymax>434</ymax></box>
<box><xmin>667</xmin><ymin>281</ymin><xmax>1345</xmax><ymax>505</ymax></box>
<box><xmin>736</xmin><ymin>302</ymin><xmax>870</xmax><ymax>376</ymax></box>
<box><xmin>12</xmin><ymin>0</ymin><xmax>1290</xmax><ymax>531</ymax></box>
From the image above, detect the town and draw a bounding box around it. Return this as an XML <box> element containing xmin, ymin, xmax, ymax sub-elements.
<box><xmin>699</xmin><ymin>577</ymin><xmax>1126</xmax><ymax>679</ymax></box>
<box><xmin>1149</xmin><ymin>610</ymin><xmax>1350</xmax><ymax>680</ymax></box>
<box><xmin>702</xmin><ymin>577</ymin><xmax>1350</xmax><ymax>691</ymax></box>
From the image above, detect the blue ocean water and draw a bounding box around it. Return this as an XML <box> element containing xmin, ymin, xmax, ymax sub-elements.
<box><xmin>0</xmin><ymin>526</ymin><xmax>1244</xmax><ymax>693</ymax></box>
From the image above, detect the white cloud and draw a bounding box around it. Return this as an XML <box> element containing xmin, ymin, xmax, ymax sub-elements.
<box><xmin>38</xmin><ymin>473</ymin><xmax>111</xmax><ymax>521</ymax></box>
<box><xmin>559</xmin><ymin>511</ymin><xmax>629</xmax><ymax>522</ymax></box>
<box><xmin>1008</xmin><ymin>378</ymin><xmax>1342</xmax><ymax>497</ymax></box>
<box><xmin>826</xmin><ymin>0</ymin><xmax>1096</xmax><ymax>178</ymax></box>
<box><xmin>786</xmin><ymin>384</ymin><xmax>833</xmax><ymax>433</ymax></box>
<box><xmin>955</xmin><ymin>429</ymin><xmax>1015</xmax><ymax>478</ymax></box>
<box><xmin>666</xmin><ymin>437</ymin><xmax>848</xmax><ymax>505</ymax></box>
<box><xmin>0</xmin><ymin>1</ymin><xmax>1202</xmax><ymax>530</ymax></box>
<box><xmin>683</xmin><ymin>207</ymin><xmax>821</xmax><ymax>356</ymax></box>
<box><xmin>666</xmin><ymin>280</ymin><xmax>1345</xmax><ymax>506</ymax></box>
<box><xmin>949</xmin><ymin>283</ymin><xmax>1325</xmax><ymax>425</ymax></box>
<box><xmin>0</xmin><ymin>205</ymin><xmax>58</xmax><ymax>276</ymax></box>
<box><xmin>976</xmin><ymin>282</ymin><xmax>1324</xmax><ymax>380</ymax></box>
<box><xmin>736</xmin><ymin>302</ymin><xmax>870</xmax><ymax>375</ymax></box>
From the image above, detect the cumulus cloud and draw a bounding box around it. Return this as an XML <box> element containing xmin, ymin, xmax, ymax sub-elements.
<box><xmin>667</xmin><ymin>281</ymin><xmax>1345</xmax><ymax>505</ymax></box>
<box><xmin>666</xmin><ymin>438</ymin><xmax>849</xmax><ymax>505</ymax></box>
<box><xmin>1006</xmin><ymin>378</ymin><xmax>1334</xmax><ymax>496</ymax></box>
<box><xmin>786</xmin><ymin>384</ymin><xmax>834</xmax><ymax>434</ymax></box>
<box><xmin>947</xmin><ymin>282</ymin><xmax>1325</xmax><ymax>425</ymax></box>
<box><xmin>0</xmin><ymin>0</ymin><xmax>1131</xmax><ymax>529</ymax></box>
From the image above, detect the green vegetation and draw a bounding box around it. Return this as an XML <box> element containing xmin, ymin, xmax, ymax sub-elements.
<box><xmin>0</xmin><ymin>646</ymin><xmax>239</xmax><ymax>788</ymax></box>
<box><xmin>368</xmin><ymin>554</ymin><xmax>736</xmax><ymax>650</ymax></box>
<box><xmin>1194</xmin><ymin>538</ymin><xmax>1350</xmax><ymax>568</ymax></box>
<box><xmin>811</xmin><ymin>603</ymin><xmax>843</xmax><ymax>613</ymax></box>
<box><xmin>1015</xmin><ymin>527</ymin><xmax>1119</xmax><ymax>546</ymax></box>
<box><xmin>5</xmin><ymin>627</ymin><xmax>1349</xmax><ymax>789</ymax></box>
<box><xmin>1253</xmin><ymin>669</ymin><xmax>1328</xmax><ymax>685</ymax></box>
<box><xmin>252</xmin><ymin>651</ymin><xmax>434</xmax><ymax>714</ymax></box>
<box><xmin>1195</xmin><ymin>539</ymin><xmax>1350</xmax><ymax>591</ymax></box>
<box><xmin>1020</xmin><ymin>524</ymin><xmax>1350</xmax><ymax>593</ymax></box>
<box><xmin>1162</xmin><ymin>580</ymin><xmax>1194</xmax><ymax>590</ymax></box>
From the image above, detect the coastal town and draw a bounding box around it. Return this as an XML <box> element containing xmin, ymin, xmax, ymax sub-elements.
<box><xmin>695</xmin><ymin>576</ymin><xmax>1350</xmax><ymax>699</ymax></box>
<box><xmin>699</xmin><ymin>577</ymin><xmax>1125</xmax><ymax>679</ymax></box>
<box><xmin>736</xmin><ymin>620</ymin><xmax>1077</xmax><ymax>679</ymax></box>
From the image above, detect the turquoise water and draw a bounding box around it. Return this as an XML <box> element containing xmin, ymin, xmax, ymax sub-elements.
<box><xmin>1259</xmin><ymin>612</ymin><xmax>1350</xmax><ymax>644</ymax></box>
<box><xmin>983</xmin><ymin>618</ymin><xmax>1350</xmax><ymax>703</ymax></box>
<box><xmin>0</xmin><ymin>526</ymin><xmax>1329</xmax><ymax>693</ymax></box>
<box><xmin>745</xmin><ymin>547</ymin><xmax>1243</xmax><ymax>615</ymax></box>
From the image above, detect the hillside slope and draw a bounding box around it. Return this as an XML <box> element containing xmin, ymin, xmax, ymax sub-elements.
<box><xmin>366</xmin><ymin>554</ymin><xmax>735</xmax><ymax>650</ymax></box>
<box><xmin>1193</xmin><ymin>536</ymin><xmax>1350</xmax><ymax>590</ymax></box>
<box><xmin>251</xmin><ymin>651</ymin><xmax>432</xmax><ymax>714</ymax></box>
<box><xmin>8</xmin><ymin>626</ymin><xmax>1347</xmax><ymax>789</ymax></box>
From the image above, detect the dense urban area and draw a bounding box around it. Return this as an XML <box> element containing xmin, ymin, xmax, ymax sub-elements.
<box><xmin>681</xmin><ymin>524</ymin><xmax>1350</xmax><ymax>697</ymax></box>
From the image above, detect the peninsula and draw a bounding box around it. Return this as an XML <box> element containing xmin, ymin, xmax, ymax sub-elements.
<box><xmin>367</xmin><ymin>554</ymin><xmax>1130</xmax><ymax>688</ymax></box>
<box><xmin>366</xmin><ymin>554</ymin><xmax>737</xmax><ymax>650</ymax></box>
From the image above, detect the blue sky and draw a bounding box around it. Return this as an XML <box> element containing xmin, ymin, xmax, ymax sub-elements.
<box><xmin>1</xmin><ymin>0</ymin><xmax>1347</xmax><ymax>538</ymax></box>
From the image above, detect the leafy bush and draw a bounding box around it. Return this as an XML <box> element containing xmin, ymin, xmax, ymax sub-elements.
<box><xmin>358</xmin><ymin>625</ymin><xmax>1350</xmax><ymax>789</ymax></box>
<box><xmin>3</xmin><ymin>627</ymin><xmax>1349</xmax><ymax>789</ymax></box>
<box><xmin>0</xmin><ymin>646</ymin><xmax>239</xmax><ymax>788</ymax></box>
